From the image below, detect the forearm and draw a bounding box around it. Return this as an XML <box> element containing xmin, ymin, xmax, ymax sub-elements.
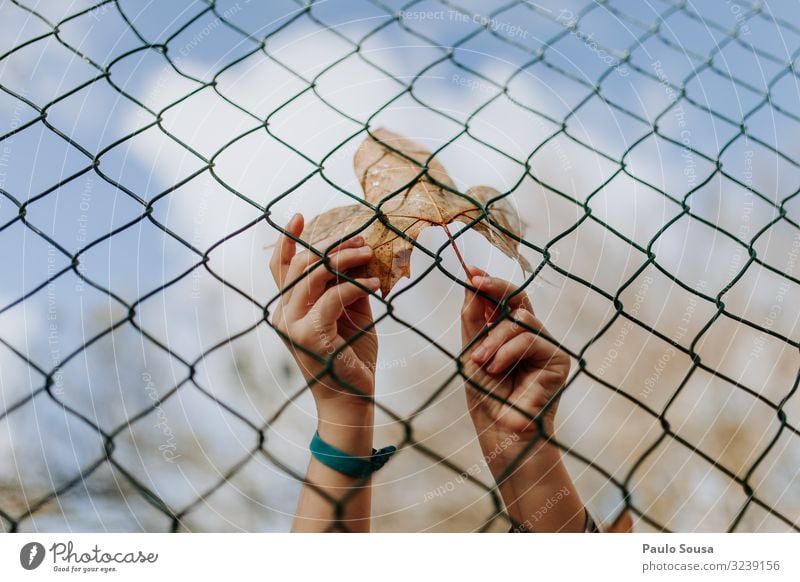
<box><xmin>478</xmin><ymin>430</ymin><xmax>586</xmax><ymax>532</ymax></box>
<box><xmin>292</xmin><ymin>406</ymin><xmax>374</xmax><ymax>532</ymax></box>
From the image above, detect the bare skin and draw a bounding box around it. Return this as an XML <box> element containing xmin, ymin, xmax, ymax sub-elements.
<box><xmin>270</xmin><ymin>213</ymin><xmax>379</xmax><ymax>532</ymax></box>
<box><xmin>271</xmin><ymin>214</ymin><xmax>589</xmax><ymax>532</ymax></box>
<box><xmin>461</xmin><ymin>265</ymin><xmax>587</xmax><ymax>532</ymax></box>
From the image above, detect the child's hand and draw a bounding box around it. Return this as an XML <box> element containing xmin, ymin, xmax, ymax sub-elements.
<box><xmin>272</xmin><ymin>214</ymin><xmax>382</xmax><ymax>531</ymax></box>
<box><xmin>269</xmin><ymin>213</ymin><xmax>381</xmax><ymax>417</ymax></box>
<box><xmin>460</xmin><ymin>267</ymin><xmax>587</xmax><ymax>532</ymax></box>
<box><xmin>460</xmin><ymin>266</ymin><xmax>570</xmax><ymax>438</ymax></box>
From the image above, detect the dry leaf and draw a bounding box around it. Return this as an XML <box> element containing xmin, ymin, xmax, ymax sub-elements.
<box><xmin>302</xmin><ymin>128</ymin><xmax>531</xmax><ymax>296</ymax></box>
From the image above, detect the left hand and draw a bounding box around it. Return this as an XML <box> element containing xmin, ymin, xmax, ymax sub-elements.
<box><xmin>269</xmin><ymin>213</ymin><xmax>379</xmax><ymax>417</ymax></box>
<box><xmin>460</xmin><ymin>266</ymin><xmax>571</xmax><ymax>438</ymax></box>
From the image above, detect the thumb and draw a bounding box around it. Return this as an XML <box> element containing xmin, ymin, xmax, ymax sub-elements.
<box><xmin>461</xmin><ymin>267</ymin><xmax>488</xmax><ymax>345</ymax></box>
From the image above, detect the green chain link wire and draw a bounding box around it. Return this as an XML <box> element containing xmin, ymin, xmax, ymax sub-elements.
<box><xmin>1</xmin><ymin>0</ymin><xmax>798</xmax><ymax>533</ymax></box>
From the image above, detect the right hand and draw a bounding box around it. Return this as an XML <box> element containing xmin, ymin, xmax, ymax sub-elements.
<box><xmin>460</xmin><ymin>266</ymin><xmax>570</xmax><ymax>438</ymax></box>
<box><xmin>269</xmin><ymin>213</ymin><xmax>381</xmax><ymax>415</ymax></box>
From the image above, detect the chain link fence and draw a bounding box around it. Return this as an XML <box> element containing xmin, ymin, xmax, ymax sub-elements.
<box><xmin>1</xmin><ymin>0</ymin><xmax>799</xmax><ymax>532</ymax></box>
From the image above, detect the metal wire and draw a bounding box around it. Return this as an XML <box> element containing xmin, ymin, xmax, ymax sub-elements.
<box><xmin>1</xmin><ymin>0</ymin><xmax>798</xmax><ymax>533</ymax></box>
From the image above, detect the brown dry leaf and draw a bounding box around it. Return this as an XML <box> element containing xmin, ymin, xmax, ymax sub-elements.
<box><xmin>302</xmin><ymin>128</ymin><xmax>531</xmax><ymax>296</ymax></box>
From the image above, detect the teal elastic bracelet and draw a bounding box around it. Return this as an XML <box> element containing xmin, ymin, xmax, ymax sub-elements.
<box><xmin>310</xmin><ymin>431</ymin><xmax>397</xmax><ymax>478</ymax></box>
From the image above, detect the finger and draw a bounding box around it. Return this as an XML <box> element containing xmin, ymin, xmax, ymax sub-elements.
<box><xmin>483</xmin><ymin>332</ymin><xmax>538</xmax><ymax>374</ymax></box>
<box><xmin>289</xmin><ymin>245</ymin><xmax>373</xmax><ymax>312</ymax></box>
<box><xmin>285</xmin><ymin>234</ymin><xmax>365</xmax><ymax>288</ymax></box>
<box><xmin>465</xmin><ymin>265</ymin><xmax>488</xmax><ymax>278</ymax></box>
<box><xmin>461</xmin><ymin>265</ymin><xmax>500</xmax><ymax>343</ymax></box>
<box><xmin>489</xmin><ymin>323</ymin><xmax>569</xmax><ymax>376</ymax></box>
<box><xmin>270</xmin><ymin>213</ymin><xmax>304</xmax><ymax>288</ymax></box>
<box><xmin>470</xmin><ymin>273</ymin><xmax>533</xmax><ymax>319</ymax></box>
<box><xmin>462</xmin><ymin>283</ymin><xmax>487</xmax><ymax>344</ymax></box>
<box><xmin>471</xmin><ymin>308</ymin><xmax>535</xmax><ymax>364</ymax></box>
<box><xmin>314</xmin><ymin>277</ymin><xmax>381</xmax><ymax>323</ymax></box>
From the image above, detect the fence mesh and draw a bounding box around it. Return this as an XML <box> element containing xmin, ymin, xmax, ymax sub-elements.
<box><xmin>1</xmin><ymin>0</ymin><xmax>799</xmax><ymax>533</ymax></box>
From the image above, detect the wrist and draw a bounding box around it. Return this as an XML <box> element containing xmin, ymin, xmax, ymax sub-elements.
<box><xmin>299</xmin><ymin>364</ymin><xmax>376</xmax><ymax>404</ymax></box>
<box><xmin>498</xmin><ymin>449</ymin><xmax>585</xmax><ymax>531</ymax></box>
<box><xmin>470</xmin><ymin>404</ymin><xmax>556</xmax><ymax>446</ymax></box>
<box><xmin>316</xmin><ymin>393</ymin><xmax>374</xmax><ymax>422</ymax></box>
<box><xmin>475</xmin><ymin>431</ymin><xmax>584</xmax><ymax>531</ymax></box>
<box><xmin>316</xmin><ymin>405</ymin><xmax>374</xmax><ymax>458</ymax></box>
<box><xmin>475</xmin><ymin>425</ymin><xmax>560</xmax><ymax>479</ymax></box>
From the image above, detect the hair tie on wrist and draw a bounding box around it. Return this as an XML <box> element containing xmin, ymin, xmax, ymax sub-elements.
<box><xmin>508</xmin><ymin>508</ymin><xmax>600</xmax><ymax>533</ymax></box>
<box><xmin>310</xmin><ymin>431</ymin><xmax>397</xmax><ymax>478</ymax></box>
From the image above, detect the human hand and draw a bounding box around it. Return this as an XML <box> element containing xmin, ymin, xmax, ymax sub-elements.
<box><xmin>460</xmin><ymin>266</ymin><xmax>571</xmax><ymax>439</ymax></box>
<box><xmin>269</xmin><ymin>213</ymin><xmax>381</xmax><ymax>420</ymax></box>
<box><xmin>460</xmin><ymin>267</ymin><xmax>585</xmax><ymax>533</ymax></box>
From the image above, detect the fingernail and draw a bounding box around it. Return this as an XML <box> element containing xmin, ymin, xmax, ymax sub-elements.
<box><xmin>367</xmin><ymin>277</ymin><xmax>380</xmax><ymax>289</ymax></box>
<box><xmin>472</xmin><ymin>346</ymin><xmax>488</xmax><ymax>361</ymax></box>
<box><xmin>472</xmin><ymin>275</ymin><xmax>489</xmax><ymax>285</ymax></box>
<box><xmin>359</xmin><ymin>246</ymin><xmax>373</xmax><ymax>255</ymax></box>
<box><xmin>486</xmin><ymin>361</ymin><xmax>498</xmax><ymax>373</ymax></box>
<box><xmin>351</xmin><ymin>235</ymin><xmax>364</xmax><ymax>246</ymax></box>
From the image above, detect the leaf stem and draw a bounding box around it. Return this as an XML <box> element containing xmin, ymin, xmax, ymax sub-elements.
<box><xmin>442</xmin><ymin>222</ymin><xmax>470</xmax><ymax>278</ymax></box>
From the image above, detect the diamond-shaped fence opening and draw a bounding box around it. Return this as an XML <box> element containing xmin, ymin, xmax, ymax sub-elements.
<box><xmin>1</xmin><ymin>0</ymin><xmax>799</xmax><ymax>533</ymax></box>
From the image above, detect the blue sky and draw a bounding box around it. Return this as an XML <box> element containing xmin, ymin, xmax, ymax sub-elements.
<box><xmin>1</xmin><ymin>0</ymin><xmax>799</xmax><ymax>532</ymax></box>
